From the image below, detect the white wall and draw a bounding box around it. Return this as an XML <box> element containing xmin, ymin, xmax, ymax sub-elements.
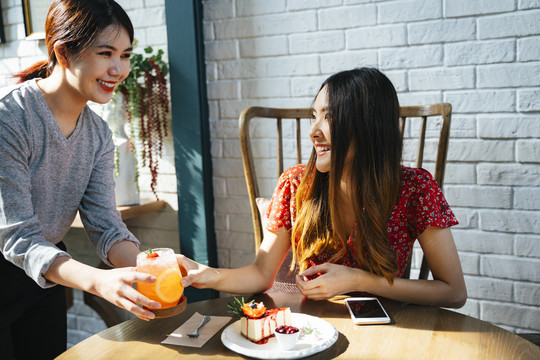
<box><xmin>203</xmin><ymin>0</ymin><xmax>540</xmax><ymax>334</ymax></box>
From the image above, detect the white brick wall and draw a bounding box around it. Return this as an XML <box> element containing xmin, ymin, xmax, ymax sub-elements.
<box><xmin>0</xmin><ymin>0</ymin><xmax>177</xmax><ymax>348</ymax></box>
<box><xmin>202</xmin><ymin>0</ymin><xmax>540</xmax><ymax>334</ymax></box>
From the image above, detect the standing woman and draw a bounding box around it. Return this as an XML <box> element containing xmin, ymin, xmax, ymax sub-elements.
<box><xmin>0</xmin><ymin>1</ymin><xmax>160</xmax><ymax>358</ymax></box>
<box><xmin>179</xmin><ymin>68</ymin><xmax>467</xmax><ymax>309</ymax></box>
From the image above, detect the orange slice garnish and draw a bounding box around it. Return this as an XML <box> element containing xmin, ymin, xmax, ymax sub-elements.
<box><xmin>242</xmin><ymin>302</ymin><xmax>266</xmax><ymax>318</ymax></box>
<box><xmin>155</xmin><ymin>268</ymin><xmax>183</xmax><ymax>304</ymax></box>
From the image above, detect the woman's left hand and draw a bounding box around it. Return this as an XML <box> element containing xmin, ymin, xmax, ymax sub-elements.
<box><xmin>296</xmin><ymin>262</ymin><xmax>362</xmax><ymax>300</ymax></box>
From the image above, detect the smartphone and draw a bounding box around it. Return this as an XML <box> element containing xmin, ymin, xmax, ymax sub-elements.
<box><xmin>344</xmin><ymin>297</ymin><xmax>391</xmax><ymax>324</ymax></box>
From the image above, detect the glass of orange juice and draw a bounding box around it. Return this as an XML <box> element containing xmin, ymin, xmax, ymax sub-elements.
<box><xmin>136</xmin><ymin>248</ymin><xmax>183</xmax><ymax>309</ymax></box>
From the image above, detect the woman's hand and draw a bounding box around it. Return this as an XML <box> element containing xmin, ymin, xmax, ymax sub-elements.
<box><xmin>176</xmin><ymin>254</ymin><xmax>215</xmax><ymax>289</ymax></box>
<box><xmin>91</xmin><ymin>267</ymin><xmax>161</xmax><ymax>321</ymax></box>
<box><xmin>45</xmin><ymin>256</ymin><xmax>161</xmax><ymax>321</ymax></box>
<box><xmin>296</xmin><ymin>262</ymin><xmax>363</xmax><ymax>300</ymax></box>
<box><xmin>296</xmin><ymin>228</ymin><xmax>467</xmax><ymax>308</ymax></box>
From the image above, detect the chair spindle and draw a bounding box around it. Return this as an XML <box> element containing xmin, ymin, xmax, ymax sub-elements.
<box><xmin>415</xmin><ymin>116</ymin><xmax>427</xmax><ymax>168</ymax></box>
<box><xmin>296</xmin><ymin>118</ymin><xmax>302</xmax><ymax>164</ymax></box>
<box><xmin>277</xmin><ymin>118</ymin><xmax>283</xmax><ymax>177</ymax></box>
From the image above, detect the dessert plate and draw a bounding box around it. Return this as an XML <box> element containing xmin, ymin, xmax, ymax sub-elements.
<box><xmin>221</xmin><ymin>313</ymin><xmax>338</xmax><ymax>359</ymax></box>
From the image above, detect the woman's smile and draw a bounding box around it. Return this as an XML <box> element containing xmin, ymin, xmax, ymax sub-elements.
<box><xmin>97</xmin><ymin>79</ymin><xmax>117</xmax><ymax>92</ymax></box>
<box><xmin>310</xmin><ymin>86</ymin><xmax>332</xmax><ymax>173</ymax></box>
<box><xmin>315</xmin><ymin>144</ymin><xmax>331</xmax><ymax>157</ymax></box>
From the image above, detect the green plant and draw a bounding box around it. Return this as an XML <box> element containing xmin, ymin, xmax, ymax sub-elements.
<box><xmin>227</xmin><ymin>297</ymin><xmax>254</xmax><ymax>317</ymax></box>
<box><xmin>115</xmin><ymin>44</ymin><xmax>170</xmax><ymax>199</ymax></box>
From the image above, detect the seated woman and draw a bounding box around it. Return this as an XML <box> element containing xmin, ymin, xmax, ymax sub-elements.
<box><xmin>179</xmin><ymin>68</ymin><xmax>467</xmax><ymax>308</ymax></box>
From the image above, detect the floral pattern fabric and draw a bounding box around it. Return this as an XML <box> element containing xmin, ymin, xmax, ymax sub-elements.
<box><xmin>265</xmin><ymin>164</ymin><xmax>458</xmax><ymax>278</ymax></box>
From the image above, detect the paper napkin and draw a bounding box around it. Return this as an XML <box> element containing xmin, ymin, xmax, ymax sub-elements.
<box><xmin>162</xmin><ymin>312</ymin><xmax>232</xmax><ymax>348</ymax></box>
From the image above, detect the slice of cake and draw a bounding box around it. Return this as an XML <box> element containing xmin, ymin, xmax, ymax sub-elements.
<box><xmin>241</xmin><ymin>306</ymin><xmax>292</xmax><ymax>342</ymax></box>
<box><xmin>228</xmin><ymin>298</ymin><xmax>292</xmax><ymax>343</ymax></box>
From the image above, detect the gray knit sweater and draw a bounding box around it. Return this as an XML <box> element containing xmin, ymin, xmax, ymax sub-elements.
<box><xmin>0</xmin><ymin>79</ymin><xmax>139</xmax><ymax>288</ymax></box>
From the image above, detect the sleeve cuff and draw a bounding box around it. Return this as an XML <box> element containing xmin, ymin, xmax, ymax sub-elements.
<box><xmin>26</xmin><ymin>246</ymin><xmax>72</xmax><ymax>289</ymax></box>
<box><xmin>99</xmin><ymin>233</ymin><xmax>140</xmax><ymax>267</ymax></box>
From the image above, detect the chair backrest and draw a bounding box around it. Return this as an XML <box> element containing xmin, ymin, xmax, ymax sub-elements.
<box><xmin>399</xmin><ymin>103</ymin><xmax>452</xmax><ymax>279</ymax></box>
<box><xmin>239</xmin><ymin>103</ymin><xmax>452</xmax><ymax>281</ymax></box>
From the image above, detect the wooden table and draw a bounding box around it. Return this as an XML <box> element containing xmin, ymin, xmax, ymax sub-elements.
<box><xmin>57</xmin><ymin>292</ymin><xmax>539</xmax><ymax>359</ymax></box>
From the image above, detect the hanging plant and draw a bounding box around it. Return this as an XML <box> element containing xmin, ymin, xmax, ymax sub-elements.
<box><xmin>115</xmin><ymin>44</ymin><xmax>170</xmax><ymax>199</ymax></box>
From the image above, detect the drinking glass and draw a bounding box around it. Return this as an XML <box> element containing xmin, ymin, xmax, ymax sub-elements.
<box><xmin>136</xmin><ymin>248</ymin><xmax>183</xmax><ymax>309</ymax></box>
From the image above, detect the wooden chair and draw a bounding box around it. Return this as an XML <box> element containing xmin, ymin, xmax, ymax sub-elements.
<box><xmin>239</xmin><ymin>103</ymin><xmax>452</xmax><ymax>288</ymax></box>
<box><xmin>399</xmin><ymin>103</ymin><xmax>452</xmax><ymax>279</ymax></box>
<box><xmin>239</xmin><ymin>107</ymin><xmax>311</xmax><ymax>292</ymax></box>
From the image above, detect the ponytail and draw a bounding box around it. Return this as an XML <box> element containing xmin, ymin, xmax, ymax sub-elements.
<box><xmin>13</xmin><ymin>60</ymin><xmax>49</xmax><ymax>84</ymax></box>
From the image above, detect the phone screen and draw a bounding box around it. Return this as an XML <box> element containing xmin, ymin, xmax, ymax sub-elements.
<box><xmin>347</xmin><ymin>299</ymin><xmax>387</xmax><ymax>318</ymax></box>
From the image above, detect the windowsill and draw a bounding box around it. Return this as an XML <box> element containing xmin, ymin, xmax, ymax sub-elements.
<box><xmin>71</xmin><ymin>199</ymin><xmax>166</xmax><ymax>228</ymax></box>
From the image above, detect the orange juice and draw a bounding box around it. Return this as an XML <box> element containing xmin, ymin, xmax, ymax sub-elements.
<box><xmin>136</xmin><ymin>248</ymin><xmax>183</xmax><ymax>309</ymax></box>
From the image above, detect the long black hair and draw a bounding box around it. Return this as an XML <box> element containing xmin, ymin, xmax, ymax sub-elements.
<box><xmin>292</xmin><ymin>68</ymin><xmax>403</xmax><ymax>283</ymax></box>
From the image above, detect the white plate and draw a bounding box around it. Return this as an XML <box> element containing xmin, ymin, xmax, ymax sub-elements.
<box><xmin>221</xmin><ymin>313</ymin><xmax>338</xmax><ymax>359</ymax></box>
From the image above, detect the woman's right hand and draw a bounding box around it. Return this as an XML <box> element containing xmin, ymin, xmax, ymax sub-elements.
<box><xmin>176</xmin><ymin>254</ymin><xmax>216</xmax><ymax>289</ymax></box>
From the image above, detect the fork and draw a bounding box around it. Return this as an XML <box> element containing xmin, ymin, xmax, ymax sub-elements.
<box><xmin>187</xmin><ymin>315</ymin><xmax>211</xmax><ymax>338</ymax></box>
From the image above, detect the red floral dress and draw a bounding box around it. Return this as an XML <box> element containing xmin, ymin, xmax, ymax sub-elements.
<box><xmin>265</xmin><ymin>164</ymin><xmax>458</xmax><ymax>278</ymax></box>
